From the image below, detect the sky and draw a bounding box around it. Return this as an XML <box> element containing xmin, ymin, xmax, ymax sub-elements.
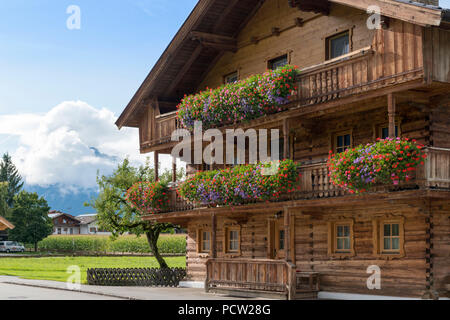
<box><xmin>0</xmin><ymin>0</ymin><xmax>197</xmax><ymax>192</ymax></box>
<box><xmin>0</xmin><ymin>0</ymin><xmax>449</xmax><ymax>194</ymax></box>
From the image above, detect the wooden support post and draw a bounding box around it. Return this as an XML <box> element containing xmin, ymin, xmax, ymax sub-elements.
<box><xmin>211</xmin><ymin>213</ymin><xmax>217</xmax><ymax>259</ymax></box>
<box><xmin>283</xmin><ymin>119</ymin><xmax>290</xmax><ymax>160</ymax></box>
<box><xmin>172</xmin><ymin>159</ymin><xmax>177</xmax><ymax>183</ymax></box>
<box><xmin>388</xmin><ymin>93</ymin><xmax>396</xmax><ymax>138</ymax></box>
<box><xmin>154</xmin><ymin>152</ymin><xmax>159</xmax><ymax>182</ymax></box>
<box><xmin>284</xmin><ymin>208</ymin><xmax>291</xmax><ymax>262</ymax></box>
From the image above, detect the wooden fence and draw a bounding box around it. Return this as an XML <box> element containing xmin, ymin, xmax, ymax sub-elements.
<box><xmin>87</xmin><ymin>268</ymin><xmax>186</xmax><ymax>287</ymax></box>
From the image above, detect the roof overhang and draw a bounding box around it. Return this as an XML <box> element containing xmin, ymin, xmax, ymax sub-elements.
<box><xmin>117</xmin><ymin>0</ymin><xmax>445</xmax><ymax>129</ymax></box>
<box><xmin>0</xmin><ymin>216</ymin><xmax>14</xmax><ymax>231</ymax></box>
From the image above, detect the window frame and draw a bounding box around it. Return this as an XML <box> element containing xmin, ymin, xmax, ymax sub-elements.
<box><xmin>326</xmin><ymin>30</ymin><xmax>350</xmax><ymax>60</ymax></box>
<box><xmin>197</xmin><ymin>228</ymin><xmax>212</xmax><ymax>254</ymax></box>
<box><xmin>327</xmin><ymin>219</ymin><xmax>355</xmax><ymax>257</ymax></box>
<box><xmin>376</xmin><ymin>122</ymin><xmax>401</xmax><ymax>140</ymax></box>
<box><xmin>268</xmin><ymin>54</ymin><xmax>289</xmax><ymax>70</ymax></box>
<box><xmin>333</xmin><ymin>130</ymin><xmax>353</xmax><ymax>154</ymax></box>
<box><xmin>224</xmin><ymin>226</ymin><xmax>241</xmax><ymax>255</ymax></box>
<box><xmin>372</xmin><ymin>217</ymin><xmax>405</xmax><ymax>258</ymax></box>
<box><xmin>223</xmin><ymin>71</ymin><xmax>239</xmax><ymax>84</ymax></box>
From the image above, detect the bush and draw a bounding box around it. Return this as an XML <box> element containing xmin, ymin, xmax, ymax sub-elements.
<box><xmin>327</xmin><ymin>138</ymin><xmax>427</xmax><ymax>193</ymax></box>
<box><xmin>176</xmin><ymin>65</ymin><xmax>299</xmax><ymax>130</ymax></box>
<box><xmin>37</xmin><ymin>235</ymin><xmax>186</xmax><ymax>254</ymax></box>
<box><xmin>178</xmin><ymin>160</ymin><xmax>301</xmax><ymax>206</ymax></box>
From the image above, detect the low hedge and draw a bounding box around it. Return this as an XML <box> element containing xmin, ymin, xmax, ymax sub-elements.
<box><xmin>37</xmin><ymin>235</ymin><xmax>186</xmax><ymax>254</ymax></box>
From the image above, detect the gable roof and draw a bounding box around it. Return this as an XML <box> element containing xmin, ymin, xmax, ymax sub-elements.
<box><xmin>48</xmin><ymin>211</ymin><xmax>80</xmax><ymax>223</ymax></box>
<box><xmin>116</xmin><ymin>0</ymin><xmax>446</xmax><ymax>129</ymax></box>
<box><xmin>0</xmin><ymin>216</ymin><xmax>14</xmax><ymax>230</ymax></box>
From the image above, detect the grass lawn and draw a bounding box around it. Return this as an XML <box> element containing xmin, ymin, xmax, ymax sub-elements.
<box><xmin>0</xmin><ymin>256</ymin><xmax>186</xmax><ymax>284</ymax></box>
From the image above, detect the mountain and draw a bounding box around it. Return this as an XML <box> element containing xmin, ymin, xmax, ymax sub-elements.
<box><xmin>24</xmin><ymin>184</ymin><xmax>98</xmax><ymax>216</ymax></box>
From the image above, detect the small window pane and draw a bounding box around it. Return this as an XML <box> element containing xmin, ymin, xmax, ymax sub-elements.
<box><xmin>344</xmin><ymin>238</ymin><xmax>350</xmax><ymax>250</ymax></box>
<box><xmin>384</xmin><ymin>224</ymin><xmax>391</xmax><ymax>237</ymax></box>
<box><xmin>384</xmin><ymin>238</ymin><xmax>391</xmax><ymax>250</ymax></box>
<box><xmin>329</xmin><ymin>32</ymin><xmax>349</xmax><ymax>59</ymax></box>
<box><xmin>337</xmin><ymin>136</ymin><xmax>344</xmax><ymax>147</ymax></box>
<box><xmin>392</xmin><ymin>238</ymin><xmax>399</xmax><ymax>250</ymax></box>
<box><xmin>392</xmin><ymin>224</ymin><xmax>399</xmax><ymax>237</ymax></box>
<box><xmin>269</xmin><ymin>55</ymin><xmax>288</xmax><ymax>70</ymax></box>
<box><xmin>337</xmin><ymin>238</ymin><xmax>344</xmax><ymax>250</ymax></box>
<box><xmin>225</xmin><ymin>72</ymin><xmax>238</xmax><ymax>84</ymax></box>
<box><xmin>343</xmin><ymin>226</ymin><xmax>350</xmax><ymax>237</ymax></box>
<box><xmin>344</xmin><ymin>135</ymin><xmax>351</xmax><ymax>147</ymax></box>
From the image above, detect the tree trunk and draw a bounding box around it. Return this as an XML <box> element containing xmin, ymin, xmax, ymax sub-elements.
<box><xmin>146</xmin><ymin>231</ymin><xmax>169</xmax><ymax>269</ymax></box>
<box><xmin>34</xmin><ymin>242</ymin><xmax>38</xmax><ymax>252</ymax></box>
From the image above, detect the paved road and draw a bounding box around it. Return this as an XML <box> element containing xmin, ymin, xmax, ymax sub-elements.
<box><xmin>0</xmin><ymin>276</ymin><xmax>260</xmax><ymax>300</ymax></box>
<box><xmin>0</xmin><ymin>283</ymin><xmax>123</xmax><ymax>300</ymax></box>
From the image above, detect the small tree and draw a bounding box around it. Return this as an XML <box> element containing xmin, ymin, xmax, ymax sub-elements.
<box><xmin>87</xmin><ymin>158</ymin><xmax>184</xmax><ymax>269</ymax></box>
<box><xmin>0</xmin><ymin>153</ymin><xmax>24</xmax><ymax>207</ymax></box>
<box><xmin>9</xmin><ymin>191</ymin><xmax>53</xmax><ymax>251</ymax></box>
<box><xmin>0</xmin><ymin>182</ymin><xmax>10</xmax><ymax>219</ymax></box>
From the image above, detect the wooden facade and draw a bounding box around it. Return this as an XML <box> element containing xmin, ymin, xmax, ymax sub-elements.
<box><xmin>118</xmin><ymin>0</ymin><xmax>450</xmax><ymax>299</ymax></box>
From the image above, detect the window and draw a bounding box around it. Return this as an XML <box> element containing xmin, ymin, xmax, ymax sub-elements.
<box><xmin>57</xmin><ymin>228</ymin><xmax>61</xmax><ymax>235</ymax></box>
<box><xmin>335</xmin><ymin>224</ymin><xmax>351</xmax><ymax>253</ymax></box>
<box><xmin>326</xmin><ymin>31</ymin><xmax>350</xmax><ymax>60</ymax></box>
<box><xmin>201</xmin><ymin>231</ymin><xmax>211</xmax><ymax>253</ymax></box>
<box><xmin>379</xmin><ymin>125</ymin><xmax>400</xmax><ymax>139</ymax></box>
<box><xmin>224</xmin><ymin>71</ymin><xmax>238</xmax><ymax>84</ymax></box>
<box><xmin>382</xmin><ymin>223</ymin><xmax>400</xmax><ymax>253</ymax></box>
<box><xmin>373</xmin><ymin>218</ymin><xmax>405</xmax><ymax>257</ymax></box>
<box><xmin>335</xmin><ymin>132</ymin><xmax>352</xmax><ymax>154</ymax></box>
<box><xmin>70</xmin><ymin>228</ymin><xmax>73</xmax><ymax>235</ymax></box>
<box><xmin>89</xmin><ymin>227</ymin><xmax>97</xmax><ymax>233</ymax></box>
<box><xmin>268</xmin><ymin>54</ymin><xmax>288</xmax><ymax>70</ymax></box>
<box><xmin>224</xmin><ymin>227</ymin><xmax>240</xmax><ymax>254</ymax></box>
<box><xmin>328</xmin><ymin>220</ymin><xmax>354</xmax><ymax>256</ymax></box>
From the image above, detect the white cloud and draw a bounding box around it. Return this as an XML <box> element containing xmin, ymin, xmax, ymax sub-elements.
<box><xmin>0</xmin><ymin>101</ymin><xmax>148</xmax><ymax>190</ymax></box>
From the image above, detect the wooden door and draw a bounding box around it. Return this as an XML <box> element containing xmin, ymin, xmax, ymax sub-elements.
<box><xmin>268</xmin><ymin>218</ymin><xmax>285</xmax><ymax>260</ymax></box>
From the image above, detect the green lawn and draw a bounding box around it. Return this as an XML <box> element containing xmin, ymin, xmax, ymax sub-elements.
<box><xmin>0</xmin><ymin>256</ymin><xmax>186</xmax><ymax>284</ymax></box>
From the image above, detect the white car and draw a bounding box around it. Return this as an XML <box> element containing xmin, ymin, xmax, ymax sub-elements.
<box><xmin>0</xmin><ymin>241</ymin><xmax>25</xmax><ymax>253</ymax></box>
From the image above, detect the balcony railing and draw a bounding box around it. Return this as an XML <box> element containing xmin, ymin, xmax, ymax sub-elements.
<box><xmin>161</xmin><ymin>147</ymin><xmax>450</xmax><ymax>214</ymax></box>
<box><xmin>205</xmin><ymin>258</ymin><xmax>297</xmax><ymax>300</ymax></box>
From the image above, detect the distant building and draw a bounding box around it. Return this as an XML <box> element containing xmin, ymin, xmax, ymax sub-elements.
<box><xmin>48</xmin><ymin>211</ymin><xmax>81</xmax><ymax>235</ymax></box>
<box><xmin>48</xmin><ymin>211</ymin><xmax>111</xmax><ymax>236</ymax></box>
<box><xmin>77</xmin><ymin>213</ymin><xmax>111</xmax><ymax>235</ymax></box>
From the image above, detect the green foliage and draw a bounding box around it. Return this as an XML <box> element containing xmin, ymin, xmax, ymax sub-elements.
<box><xmin>86</xmin><ymin>158</ymin><xmax>185</xmax><ymax>268</ymax></box>
<box><xmin>0</xmin><ymin>256</ymin><xmax>186</xmax><ymax>283</ymax></box>
<box><xmin>0</xmin><ymin>153</ymin><xmax>24</xmax><ymax>207</ymax></box>
<box><xmin>0</xmin><ymin>182</ymin><xmax>10</xmax><ymax>219</ymax></box>
<box><xmin>327</xmin><ymin>138</ymin><xmax>427</xmax><ymax>193</ymax></box>
<box><xmin>36</xmin><ymin>235</ymin><xmax>186</xmax><ymax>254</ymax></box>
<box><xmin>9</xmin><ymin>191</ymin><xmax>53</xmax><ymax>248</ymax></box>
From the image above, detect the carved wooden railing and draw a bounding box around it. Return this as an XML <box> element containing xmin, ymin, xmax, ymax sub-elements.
<box><xmin>160</xmin><ymin>147</ymin><xmax>450</xmax><ymax>214</ymax></box>
<box><xmin>205</xmin><ymin>258</ymin><xmax>297</xmax><ymax>300</ymax></box>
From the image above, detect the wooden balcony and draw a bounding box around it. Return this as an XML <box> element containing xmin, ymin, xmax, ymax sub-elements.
<box><xmin>141</xmin><ymin>20</ymin><xmax>427</xmax><ymax>152</ymax></box>
<box><xmin>205</xmin><ymin>258</ymin><xmax>298</xmax><ymax>300</ymax></box>
<box><xmin>161</xmin><ymin>147</ymin><xmax>450</xmax><ymax>214</ymax></box>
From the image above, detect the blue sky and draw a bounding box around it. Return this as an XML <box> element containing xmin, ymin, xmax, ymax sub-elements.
<box><xmin>0</xmin><ymin>0</ymin><xmax>197</xmax><ymax>116</ymax></box>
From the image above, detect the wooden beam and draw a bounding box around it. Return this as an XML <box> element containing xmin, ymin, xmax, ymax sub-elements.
<box><xmin>154</xmin><ymin>151</ymin><xmax>159</xmax><ymax>182</ymax></box>
<box><xmin>388</xmin><ymin>93</ymin><xmax>396</xmax><ymax>138</ymax></box>
<box><xmin>190</xmin><ymin>31</ymin><xmax>236</xmax><ymax>44</ymax></box>
<box><xmin>199</xmin><ymin>40</ymin><xmax>237</xmax><ymax>53</ymax></box>
<box><xmin>172</xmin><ymin>159</ymin><xmax>177</xmax><ymax>183</ymax></box>
<box><xmin>330</xmin><ymin>0</ymin><xmax>442</xmax><ymax>27</ymax></box>
<box><xmin>211</xmin><ymin>213</ymin><xmax>217</xmax><ymax>259</ymax></box>
<box><xmin>283</xmin><ymin>118</ymin><xmax>290</xmax><ymax>159</ymax></box>
<box><xmin>167</xmin><ymin>45</ymin><xmax>203</xmax><ymax>96</ymax></box>
<box><xmin>284</xmin><ymin>208</ymin><xmax>291</xmax><ymax>262</ymax></box>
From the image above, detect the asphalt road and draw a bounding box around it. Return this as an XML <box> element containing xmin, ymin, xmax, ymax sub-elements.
<box><xmin>0</xmin><ymin>283</ymin><xmax>123</xmax><ymax>300</ymax></box>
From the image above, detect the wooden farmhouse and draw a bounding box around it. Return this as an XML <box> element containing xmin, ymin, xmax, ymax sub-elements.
<box><xmin>117</xmin><ymin>0</ymin><xmax>450</xmax><ymax>299</ymax></box>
